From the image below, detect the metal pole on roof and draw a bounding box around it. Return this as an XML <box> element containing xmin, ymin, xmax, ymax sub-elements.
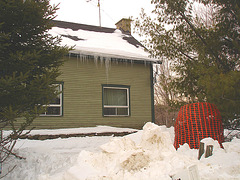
<box><xmin>98</xmin><ymin>0</ymin><xmax>101</xmax><ymax>27</ymax></box>
<box><xmin>86</xmin><ymin>0</ymin><xmax>101</xmax><ymax>27</ymax></box>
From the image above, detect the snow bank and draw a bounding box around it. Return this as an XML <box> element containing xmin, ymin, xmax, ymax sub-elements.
<box><xmin>2</xmin><ymin>136</ymin><xmax>113</xmax><ymax>180</ymax></box>
<box><xmin>39</xmin><ymin>123</ymin><xmax>240</xmax><ymax>180</ymax></box>
<box><xmin>3</xmin><ymin>126</ymin><xmax>137</xmax><ymax>137</ymax></box>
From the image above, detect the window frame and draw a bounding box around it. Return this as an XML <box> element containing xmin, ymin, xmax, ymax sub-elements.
<box><xmin>40</xmin><ymin>83</ymin><xmax>63</xmax><ymax>117</ymax></box>
<box><xmin>102</xmin><ymin>84</ymin><xmax>130</xmax><ymax>117</ymax></box>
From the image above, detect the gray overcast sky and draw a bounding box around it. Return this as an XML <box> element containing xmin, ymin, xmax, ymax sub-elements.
<box><xmin>50</xmin><ymin>0</ymin><xmax>154</xmax><ymax>28</ymax></box>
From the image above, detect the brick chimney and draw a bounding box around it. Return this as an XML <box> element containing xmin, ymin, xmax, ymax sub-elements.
<box><xmin>115</xmin><ymin>18</ymin><xmax>132</xmax><ymax>34</ymax></box>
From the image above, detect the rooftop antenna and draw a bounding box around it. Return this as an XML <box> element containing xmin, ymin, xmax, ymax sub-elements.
<box><xmin>98</xmin><ymin>0</ymin><xmax>101</xmax><ymax>27</ymax></box>
<box><xmin>86</xmin><ymin>0</ymin><xmax>101</xmax><ymax>27</ymax></box>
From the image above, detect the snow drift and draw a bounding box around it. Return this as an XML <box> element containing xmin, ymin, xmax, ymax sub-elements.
<box><xmin>39</xmin><ymin>123</ymin><xmax>240</xmax><ymax>180</ymax></box>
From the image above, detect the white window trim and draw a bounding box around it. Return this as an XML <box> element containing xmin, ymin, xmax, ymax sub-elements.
<box><xmin>40</xmin><ymin>84</ymin><xmax>63</xmax><ymax>117</ymax></box>
<box><xmin>103</xmin><ymin>86</ymin><xmax>130</xmax><ymax>117</ymax></box>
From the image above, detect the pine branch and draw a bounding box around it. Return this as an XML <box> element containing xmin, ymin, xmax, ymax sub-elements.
<box><xmin>177</xmin><ymin>10</ymin><xmax>224</xmax><ymax>69</ymax></box>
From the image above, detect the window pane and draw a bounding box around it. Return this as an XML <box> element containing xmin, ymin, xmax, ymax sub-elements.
<box><xmin>103</xmin><ymin>108</ymin><xmax>128</xmax><ymax>116</ymax></box>
<box><xmin>46</xmin><ymin>107</ymin><xmax>60</xmax><ymax>115</ymax></box>
<box><xmin>40</xmin><ymin>84</ymin><xmax>63</xmax><ymax>116</ymax></box>
<box><xmin>103</xmin><ymin>108</ymin><xmax>116</xmax><ymax>115</ymax></box>
<box><xmin>50</xmin><ymin>95</ymin><xmax>60</xmax><ymax>104</ymax></box>
<box><xmin>117</xmin><ymin>108</ymin><xmax>128</xmax><ymax>115</ymax></box>
<box><xmin>104</xmin><ymin>88</ymin><xmax>127</xmax><ymax>106</ymax></box>
<box><xmin>50</xmin><ymin>85</ymin><xmax>61</xmax><ymax>105</ymax></box>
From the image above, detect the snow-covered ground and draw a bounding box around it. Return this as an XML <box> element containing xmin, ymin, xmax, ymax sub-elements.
<box><xmin>1</xmin><ymin>123</ymin><xmax>240</xmax><ymax>180</ymax></box>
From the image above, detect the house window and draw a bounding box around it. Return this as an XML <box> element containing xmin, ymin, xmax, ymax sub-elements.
<box><xmin>103</xmin><ymin>85</ymin><xmax>130</xmax><ymax>116</ymax></box>
<box><xmin>41</xmin><ymin>84</ymin><xmax>63</xmax><ymax>116</ymax></box>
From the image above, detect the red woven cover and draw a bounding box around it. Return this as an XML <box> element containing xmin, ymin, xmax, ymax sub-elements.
<box><xmin>174</xmin><ymin>102</ymin><xmax>224</xmax><ymax>149</ymax></box>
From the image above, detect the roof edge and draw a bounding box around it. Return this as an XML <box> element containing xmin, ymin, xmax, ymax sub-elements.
<box><xmin>69</xmin><ymin>50</ymin><xmax>161</xmax><ymax>64</ymax></box>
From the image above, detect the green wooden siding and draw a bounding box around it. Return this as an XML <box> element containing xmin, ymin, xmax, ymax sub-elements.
<box><xmin>31</xmin><ymin>56</ymin><xmax>152</xmax><ymax>129</ymax></box>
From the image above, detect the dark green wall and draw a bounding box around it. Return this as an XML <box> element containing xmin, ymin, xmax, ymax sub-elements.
<box><xmin>32</xmin><ymin>56</ymin><xmax>153</xmax><ymax>129</ymax></box>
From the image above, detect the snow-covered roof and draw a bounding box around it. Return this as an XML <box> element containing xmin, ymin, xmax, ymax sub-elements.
<box><xmin>49</xmin><ymin>20</ymin><xmax>158</xmax><ymax>63</ymax></box>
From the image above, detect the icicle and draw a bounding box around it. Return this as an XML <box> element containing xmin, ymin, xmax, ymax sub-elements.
<box><xmin>94</xmin><ymin>55</ymin><xmax>98</xmax><ymax>68</ymax></box>
<box><xmin>80</xmin><ymin>54</ymin><xmax>84</xmax><ymax>64</ymax></box>
<box><xmin>100</xmin><ymin>56</ymin><xmax>104</xmax><ymax>67</ymax></box>
<box><xmin>125</xmin><ymin>59</ymin><xmax>128</xmax><ymax>66</ymax></box>
<box><xmin>77</xmin><ymin>54</ymin><xmax>79</xmax><ymax>68</ymax></box>
<box><xmin>81</xmin><ymin>54</ymin><xmax>85</xmax><ymax>64</ymax></box>
<box><xmin>85</xmin><ymin>55</ymin><xmax>88</xmax><ymax>64</ymax></box>
<box><xmin>131</xmin><ymin>60</ymin><xmax>133</xmax><ymax>67</ymax></box>
<box><xmin>105</xmin><ymin>57</ymin><xmax>111</xmax><ymax>83</ymax></box>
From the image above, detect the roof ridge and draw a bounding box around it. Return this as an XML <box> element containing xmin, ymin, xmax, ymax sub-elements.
<box><xmin>51</xmin><ymin>19</ymin><xmax>116</xmax><ymax>33</ymax></box>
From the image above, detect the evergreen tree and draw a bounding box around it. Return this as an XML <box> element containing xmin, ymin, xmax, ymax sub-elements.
<box><xmin>135</xmin><ymin>0</ymin><xmax>240</xmax><ymax>129</ymax></box>
<box><xmin>0</xmin><ymin>0</ymin><xmax>69</xmax><ymax>162</ymax></box>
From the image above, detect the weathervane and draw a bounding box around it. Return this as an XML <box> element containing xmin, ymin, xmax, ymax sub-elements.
<box><xmin>86</xmin><ymin>0</ymin><xmax>101</xmax><ymax>27</ymax></box>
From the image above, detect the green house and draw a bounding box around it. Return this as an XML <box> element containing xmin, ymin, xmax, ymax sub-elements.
<box><xmin>32</xmin><ymin>19</ymin><xmax>160</xmax><ymax>129</ymax></box>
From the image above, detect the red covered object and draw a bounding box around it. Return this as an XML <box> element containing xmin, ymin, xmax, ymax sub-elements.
<box><xmin>174</xmin><ymin>102</ymin><xmax>224</xmax><ymax>149</ymax></box>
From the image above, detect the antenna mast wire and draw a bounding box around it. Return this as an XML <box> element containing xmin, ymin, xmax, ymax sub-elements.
<box><xmin>86</xmin><ymin>0</ymin><xmax>101</xmax><ymax>27</ymax></box>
